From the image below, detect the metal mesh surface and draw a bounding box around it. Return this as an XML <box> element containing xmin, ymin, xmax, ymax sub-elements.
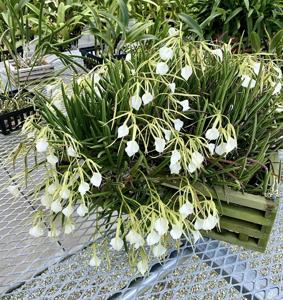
<box><xmin>0</xmin><ymin>132</ymin><xmax>282</xmax><ymax>300</ymax></box>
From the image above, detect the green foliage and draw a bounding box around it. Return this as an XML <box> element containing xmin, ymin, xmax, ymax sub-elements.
<box><xmin>188</xmin><ymin>0</ymin><xmax>283</xmax><ymax>52</ymax></box>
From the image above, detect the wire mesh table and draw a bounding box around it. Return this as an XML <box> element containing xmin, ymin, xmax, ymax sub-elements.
<box><xmin>0</xmin><ymin>132</ymin><xmax>282</xmax><ymax>300</ymax></box>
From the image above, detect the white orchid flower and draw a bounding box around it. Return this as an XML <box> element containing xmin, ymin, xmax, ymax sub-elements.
<box><xmin>241</xmin><ymin>75</ymin><xmax>256</xmax><ymax>88</ymax></box>
<box><xmin>181</xmin><ymin>65</ymin><xmax>192</xmax><ymax>80</ymax></box>
<box><xmin>110</xmin><ymin>236</ymin><xmax>124</xmax><ymax>251</ymax></box>
<box><xmin>159</xmin><ymin>46</ymin><xmax>174</xmax><ymax>60</ymax></box>
<box><xmin>89</xmin><ymin>256</ymin><xmax>101</xmax><ymax>267</ymax></box>
<box><xmin>205</xmin><ymin>127</ymin><xmax>220</xmax><ymax>140</ymax></box>
<box><xmin>36</xmin><ymin>138</ymin><xmax>48</xmax><ymax>152</ymax></box>
<box><xmin>154</xmin><ymin>217</ymin><xmax>169</xmax><ymax>236</ymax></box>
<box><xmin>179</xmin><ymin>202</ymin><xmax>194</xmax><ymax>219</ymax></box>
<box><xmin>91</xmin><ymin>172</ymin><xmax>102</xmax><ymax>187</ymax></box>
<box><xmin>29</xmin><ymin>224</ymin><xmax>44</xmax><ymax>237</ymax></box>
<box><xmin>156</xmin><ymin>62</ymin><xmax>169</xmax><ymax>75</ymax></box>
<box><xmin>173</xmin><ymin>119</ymin><xmax>184</xmax><ymax>131</ymax></box>
<box><xmin>77</xmin><ymin>204</ymin><xmax>89</xmax><ymax>217</ymax></box>
<box><xmin>118</xmin><ymin>124</ymin><xmax>129</xmax><ymax>138</ymax></box>
<box><xmin>146</xmin><ymin>230</ymin><xmax>160</xmax><ymax>246</ymax></box>
<box><xmin>153</xmin><ymin>244</ymin><xmax>166</xmax><ymax>257</ymax></box>
<box><xmin>154</xmin><ymin>138</ymin><xmax>166</xmax><ymax>153</ymax></box>
<box><xmin>51</xmin><ymin>200</ymin><xmax>62</xmax><ymax>213</ymax></box>
<box><xmin>125</xmin><ymin>141</ymin><xmax>140</xmax><ymax>157</ymax></box>
<box><xmin>62</xmin><ymin>205</ymin><xmax>74</xmax><ymax>217</ymax></box>
<box><xmin>170</xmin><ymin>224</ymin><xmax>183</xmax><ymax>239</ymax></box>
<box><xmin>142</xmin><ymin>92</ymin><xmax>154</xmax><ymax>105</ymax></box>
<box><xmin>131</xmin><ymin>95</ymin><xmax>142</xmax><ymax>111</ymax></box>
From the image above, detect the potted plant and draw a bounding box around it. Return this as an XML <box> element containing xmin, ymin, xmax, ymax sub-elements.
<box><xmin>10</xmin><ymin>36</ymin><xmax>281</xmax><ymax>274</ymax></box>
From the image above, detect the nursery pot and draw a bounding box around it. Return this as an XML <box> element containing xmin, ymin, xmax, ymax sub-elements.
<box><xmin>0</xmin><ymin>90</ymin><xmax>36</xmax><ymax>135</ymax></box>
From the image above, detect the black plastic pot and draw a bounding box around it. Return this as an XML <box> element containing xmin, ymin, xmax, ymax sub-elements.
<box><xmin>79</xmin><ymin>46</ymin><xmax>126</xmax><ymax>69</ymax></box>
<box><xmin>0</xmin><ymin>90</ymin><xmax>36</xmax><ymax>135</ymax></box>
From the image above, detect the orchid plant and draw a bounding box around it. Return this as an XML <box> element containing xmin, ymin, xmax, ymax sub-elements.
<box><xmin>9</xmin><ymin>31</ymin><xmax>282</xmax><ymax>275</ymax></box>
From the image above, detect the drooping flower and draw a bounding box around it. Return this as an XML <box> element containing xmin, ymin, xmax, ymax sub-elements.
<box><xmin>170</xmin><ymin>150</ymin><xmax>181</xmax><ymax>164</ymax></box>
<box><xmin>29</xmin><ymin>224</ymin><xmax>44</xmax><ymax>237</ymax></box>
<box><xmin>137</xmin><ymin>259</ymin><xmax>148</xmax><ymax>275</ymax></box>
<box><xmin>78</xmin><ymin>182</ymin><xmax>90</xmax><ymax>196</ymax></box>
<box><xmin>156</xmin><ymin>62</ymin><xmax>169</xmax><ymax>75</ymax></box>
<box><xmin>146</xmin><ymin>230</ymin><xmax>160</xmax><ymax>246</ymax></box>
<box><xmin>225</xmin><ymin>137</ymin><xmax>237</xmax><ymax>153</ymax></box>
<box><xmin>125</xmin><ymin>141</ymin><xmax>140</xmax><ymax>157</ymax></box>
<box><xmin>67</xmin><ymin>146</ymin><xmax>77</xmax><ymax>157</ymax></box>
<box><xmin>159</xmin><ymin>46</ymin><xmax>174</xmax><ymax>61</ymax></box>
<box><xmin>118</xmin><ymin>124</ymin><xmax>129</xmax><ymax>138</ymax></box>
<box><xmin>170</xmin><ymin>224</ymin><xmax>183</xmax><ymax>239</ymax></box>
<box><xmin>207</xmin><ymin>143</ymin><xmax>215</xmax><ymax>155</ymax></box>
<box><xmin>179</xmin><ymin>202</ymin><xmax>194</xmax><ymax>219</ymax></box>
<box><xmin>154</xmin><ymin>138</ymin><xmax>166</xmax><ymax>153</ymax></box>
<box><xmin>47</xmin><ymin>183</ymin><xmax>58</xmax><ymax>195</ymax></box>
<box><xmin>110</xmin><ymin>236</ymin><xmax>124</xmax><ymax>251</ymax></box>
<box><xmin>48</xmin><ymin>228</ymin><xmax>61</xmax><ymax>238</ymax></box>
<box><xmin>202</xmin><ymin>214</ymin><xmax>219</xmax><ymax>230</ymax></box>
<box><xmin>194</xmin><ymin>218</ymin><xmax>205</xmax><ymax>230</ymax></box>
<box><xmin>191</xmin><ymin>151</ymin><xmax>204</xmax><ymax>166</ymax></box>
<box><xmin>187</xmin><ymin>162</ymin><xmax>197</xmax><ymax>173</ymax></box>
<box><xmin>47</xmin><ymin>154</ymin><xmax>59</xmax><ymax>166</ymax></box>
<box><xmin>126</xmin><ymin>230</ymin><xmax>145</xmax><ymax>249</ymax></box>
<box><xmin>162</xmin><ymin>128</ymin><xmax>171</xmax><ymax>141</ymax></box>
<box><xmin>173</xmin><ymin>119</ymin><xmax>184</xmax><ymax>131</ymax></box>
<box><xmin>241</xmin><ymin>75</ymin><xmax>256</xmax><ymax>88</ymax></box>
<box><xmin>36</xmin><ymin>138</ymin><xmax>48</xmax><ymax>153</ymax></box>
<box><xmin>142</xmin><ymin>92</ymin><xmax>154</xmax><ymax>105</ymax></box>
<box><xmin>181</xmin><ymin>65</ymin><xmax>192</xmax><ymax>80</ymax></box>
<box><xmin>89</xmin><ymin>256</ymin><xmax>101</xmax><ymax>267</ymax></box>
<box><xmin>272</xmin><ymin>82</ymin><xmax>282</xmax><ymax>95</ymax></box>
<box><xmin>180</xmin><ymin>100</ymin><xmax>190</xmax><ymax>112</ymax></box>
<box><xmin>77</xmin><ymin>203</ymin><xmax>89</xmax><ymax>217</ymax></box>
<box><xmin>169</xmin><ymin>162</ymin><xmax>181</xmax><ymax>175</ymax></box>
<box><xmin>168</xmin><ymin>27</ymin><xmax>177</xmax><ymax>37</ymax></box>
<box><xmin>131</xmin><ymin>95</ymin><xmax>142</xmax><ymax>111</ymax></box>
<box><xmin>211</xmin><ymin>49</ymin><xmax>223</xmax><ymax>61</ymax></box>
<box><xmin>125</xmin><ymin>53</ymin><xmax>132</xmax><ymax>62</ymax></box>
<box><xmin>62</xmin><ymin>205</ymin><xmax>74</xmax><ymax>217</ymax></box>
<box><xmin>205</xmin><ymin>127</ymin><xmax>220</xmax><ymax>140</ymax></box>
<box><xmin>60</xmin><ymin>187</ymin><xmax>71</xmax><ymax>200</ymax></box>
<box><xmin>91</xmin><ymin>172</ymin><xmax>102</xmax><ymax>187</ymax></box>
<box><xmin>215</xmin><ymin>143</ymin><xmax>227</xmax><ymax>156</ymax></box>
<box><xmin>152</xmin><ymin>244</ymin><xmax>166</xmax><ymax>257</ymax></box>
<box><xmin>7</xmin><ymin>185</ymin><xmax>20</xmax><ymax>197</ymax></box>
<box><xmin>64</xmin><ymin>223</ymin><xmax>75</xmax><ymax>234</ymax></box>
<box><xmin>168</xmin><ymin>82</ymin><xmax>176</xmax><ymax>93</ymax></box>
<box><xmin>154</xmin><ymin>218</ymin><xmax>169</xmax><ymax>236</ymax></box>
<box><xmin>253</xmin><ymin>62</ymin><xmax>261</xmax><ymax>75</ymax></box>
<box><xmin>51</xmin><ymin>200</ymin><xmax>62</xmax><ymax>213</ymax></box>
<box><xmin>40</xmin><ymin>194</ymin><xmax>52</xmax><ymax>209</ymax></box>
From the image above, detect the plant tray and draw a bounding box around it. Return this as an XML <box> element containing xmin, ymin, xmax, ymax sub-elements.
<box><xmin>6</xmin><ymin>59</ymin><xmax>54</xmax><ymax>86</ymax></box>
<box><xmin>0</xmin><ymin>105</ymin><xmax>35</xmax><ymax>135</ymax></box>
<box><xmin>163</xmin><ymin>154</ymin><xmax>281</xmax><ymax>252</ymax></box>
<box><xmin>79</xmin><ymin>46</ymin><xmax>126</xmax><ymax>69</ymax></box>
<box><xmin>0</xmin><ymin>90</ymin><xmax>36</xmax><ymax>135</ymax></box>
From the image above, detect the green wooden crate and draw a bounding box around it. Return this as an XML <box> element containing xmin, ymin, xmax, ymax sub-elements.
<box><xmin>162</xmin><ymin>154</ymin><xmax>281</xmax><ymax>252</ymax></box>
<box><xmin>200</xmin><ymin>154</ymin><xmax>281</xmax><ymax>252</ymax></box>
